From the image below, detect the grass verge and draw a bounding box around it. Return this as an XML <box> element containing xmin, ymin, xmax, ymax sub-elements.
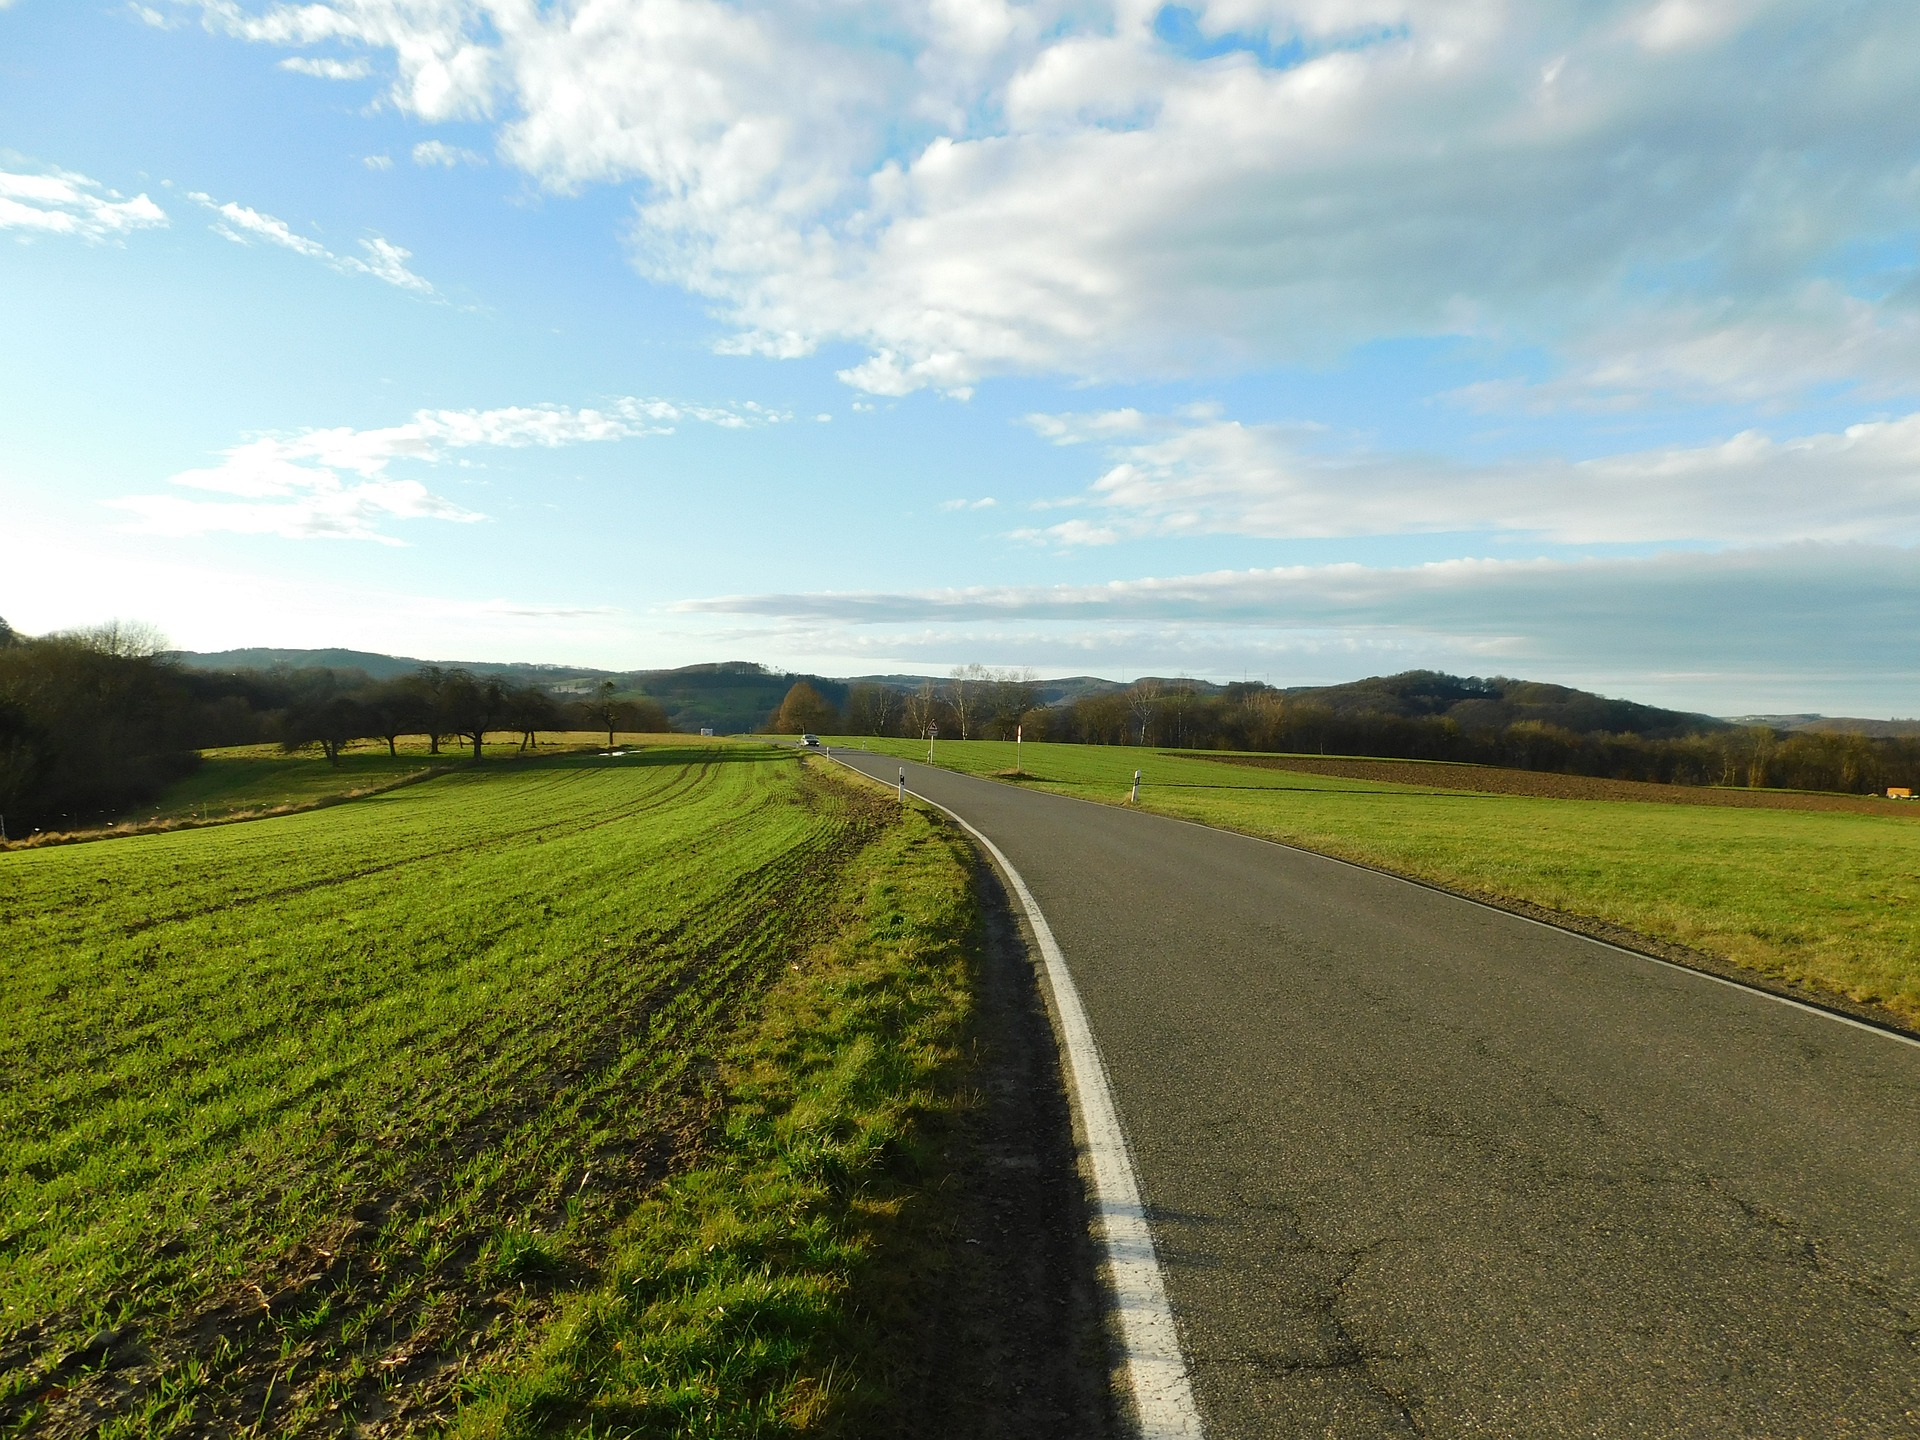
<box><xmin>836</xmin><ymin>737</ymin><xmax>1920</xmax><ymax>1029</ymax></box>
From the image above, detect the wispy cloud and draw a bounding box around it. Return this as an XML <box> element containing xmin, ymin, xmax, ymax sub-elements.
<box><xmin>1014</xmin><ymin>406</ymin><xmax>1920</xmax><ymax>548</ymax></box>
<box><xmin>937</xmin><ymin>496</ymin><xmax>997</xmax><ymax>512</ymax></box>
<box><xmin>191</xmin><ymin>191</ymin><xmax>433</xmax><ymax>293</ymax></box>
<box><xmin>111</xmin><ymin>396</ymin><xmax>788</xmax><ymax>542</ymax></box>
<box><xmin>278</xmin><ymin>54</ymin><xmax>369</xmax><ymax>79</ymax></box>
<box><xmin>0</xmin><ymin>166</ymin><xmax>166</xmax><ymax>241</ymax></box>
<box><xmin>412</xmin><ymin>140</ymin><xmax>485</xmax><ymax>168</ymax></box>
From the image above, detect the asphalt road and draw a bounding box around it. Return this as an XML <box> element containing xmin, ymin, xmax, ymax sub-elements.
<box><xmin>833</xmin><ymin>751</ymin><xmax>1920</xmax><ymax>1438</ymax></box>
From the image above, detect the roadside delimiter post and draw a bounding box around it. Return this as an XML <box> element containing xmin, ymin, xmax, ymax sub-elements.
<box><xmin>1131</xmin><ymin>769</ymin><xmax>1141</xmax><ymax>803</ymax></box>
<box><xmin>898</xmin><ymin>767</ymin><xmax>906</xmax><ymax>803</ymax></box>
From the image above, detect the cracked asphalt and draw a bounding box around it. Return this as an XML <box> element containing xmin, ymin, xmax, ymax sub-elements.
<box><xmin>833</xmin><ymin>752</ymin><xmax>1920</xmax><ymax>1438</ymax></box>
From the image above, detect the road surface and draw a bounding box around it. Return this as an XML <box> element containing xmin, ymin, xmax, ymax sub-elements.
<box><xmin>833</xmin><ymin>751</ymin><xmax>1920</xmax><ymax>1437</ymax></box>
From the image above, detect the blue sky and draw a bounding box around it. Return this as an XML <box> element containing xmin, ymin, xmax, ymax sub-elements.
<box><xmin>4</xmin><ymin>0</ymin><xmax>1919</xmax><ymax>713</ymax></box>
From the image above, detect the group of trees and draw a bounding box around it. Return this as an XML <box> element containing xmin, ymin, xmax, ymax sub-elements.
<box><xmin>769</xmin><ymin>664</ymin><xmax>1920</xmax><ymax>797</ymax></box>
<box><xmin>1055</xmin><ymin>681</ymin><xmax>1920</xmax><ymax>794</ymax></box>
<box><xmin>0</xmin><ymin>617</ymin><xmax>672</xmax><ymax>835</ymax></box>
<box><xmin>772</xmin><ymin>666</ymin><xmax>1044</xmax><ymax>740</ymax></box>
<box><xmin>9</xmin><ymin>615</ymin><xmax>1917</xmax><ymax>835</ymax></box>
<box><xmin>0</xmin><ymin>620</ymin><xmax>204</xmax><ymax>836</ymax></box>
<box><xmin>277</xmin><ymin>673</ymin><xmax>666</xmax><ymax>763</ymax></box>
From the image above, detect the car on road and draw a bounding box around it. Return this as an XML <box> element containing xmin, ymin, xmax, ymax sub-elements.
<box><xmin>800</xmin><ymin>734</ymin><xmax>820</xmax><ymax>747</ymax></box>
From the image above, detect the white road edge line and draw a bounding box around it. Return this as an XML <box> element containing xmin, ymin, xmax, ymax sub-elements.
<box><xmin>830</xmin><ymin>755</ymin><xmax>1204</xmax><ymax>1438</ymax></box>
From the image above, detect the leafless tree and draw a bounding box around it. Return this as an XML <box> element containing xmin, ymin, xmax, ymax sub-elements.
<box><xmin>845</xmin><ymin>682</ymin><xmax>900</xmax><ymax>736</ymax></box>
<box><xmin>1128</xmin><ymin>679</ymin><xmax>1163</xmax><ymax>746</ymax></box>
<box><xmin>982</xmin><ymin>667</ymin><xmax>1042</xmax><ymax>738</ymax></box>
<box><xmin>505</xmin><ymin>685</ymin><xmax>561</xmax><ymax>751</ymax></box>
<box><xmin>945</xmin><ymin>664</ymin><xmax>989</xmax><ymax>739</ymax></box>
<box><xmin>904</xmin><ymin>680</ymin><xmax>940</xmax><ymax>738</ymax></box>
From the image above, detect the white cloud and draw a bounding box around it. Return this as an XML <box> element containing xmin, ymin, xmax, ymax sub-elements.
<box><xmin>0</xmin><ymin>166</ymin><xmax>167</xmax><ymax>241</ymax></box>
<box><xmin>354</xmin><ymin>235</ymin><xmax>432</xmax><ymax>291</ymax></box>
<box><xmin>278</xmin><ymin>54</ymin><xmax>370</xmax><ymax>79</ymax></box>
<box><xmin>113</xmin><ymin>480</ymin><xmax>480</xmax><ymax>545</ymax></box>
<box><xmin>1015</xmin><ymin>406</ymin><xmax>1920</xmax><ymax>547</ymax></box>
<box><xmin>190</xmin><ymin>191</ymin><xmax>433</xmax><ymax>292</ymax></box>
<box><xmin>110</xmin><ymin>395</ymin><xmax>784</xmax><ymax>541</ymax></box>
<box><xmin>185</xmin><ymin>1</ymin><xmax>1920</xmax><ymax>402</ymax></box>
<box><xmin>363</xmin><ymin>153</ymin><xmax>394</xmax><ymax>170</ymax></box>
<box><xmin>938</xmin><ymin>496</ymin><xmax>998</xmax><ymax>512</ymax></box>
<box><xmin>411</xmin><ymin>139</ymin><xmax>485</xmax><ymax>167</ymax></box>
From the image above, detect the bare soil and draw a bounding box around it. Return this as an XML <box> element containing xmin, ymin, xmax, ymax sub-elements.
<box><xmin>1210</xmin><ymin>754</ymin><xmax>1920</xmax><ymax>816</ymax></box>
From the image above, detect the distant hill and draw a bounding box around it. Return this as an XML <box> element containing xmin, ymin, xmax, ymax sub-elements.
<box><xmin>1730</xmin><ymin>715</ymin><xmax>1920</xmax><ymax>739</ymax></box>
<box><xmin>621</xmin><ymin>663</ymin><xmax>847</xmax><ymax>735</ymax></box>
<box><xmin>174</xmin><ymin>648</ymin><xmax>616</xmax><ymax>685</ymax></box>
<box><xmin>168</xmin><ymin>652</ymin><xmax>1826</xmax><ymax>741</ymax></box>
<box><xmin>848</xmin><ymin>673</ymin><xmax>1129</xmax><ymax>706</ymax></box>
<box><xmin>172</xmin><ymin>650</ymin><xmax>853</xmax><ymax>734</ymax></box>
<box><xmin>1280</xmin><ymin>671</ymin><xmax>1725</xmax><ymax>740</ymax></box>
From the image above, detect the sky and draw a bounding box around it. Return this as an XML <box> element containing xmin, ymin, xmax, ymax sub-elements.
<box><xmin>3</xmin><ymin>0</ymin><xmax>1919</xmax><ymax>714</ymax></box>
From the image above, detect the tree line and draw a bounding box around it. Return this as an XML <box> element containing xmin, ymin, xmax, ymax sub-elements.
<box><xmin>777</xmin><ymin>668</ymin><xmax>1920</xmax><ymax>797</ymax></box>
<box><xmin>766</xmin><ymin>665</ymin><xmax>1045</xmax><ymax>741</ymax></box>
<box><xmin>0</xmin><ymin>618</ymin><xmax>668</xmax><ymax>835</ymax></box>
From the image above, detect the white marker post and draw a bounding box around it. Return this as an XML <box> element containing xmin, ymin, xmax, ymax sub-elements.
<box><xmin>1131</xmin><ymin>769</ymin><xmax>1141</xmax><ymax>803</ymax></box>
<box><xmin>1016</xmin><ymin>722</ymin><xmax>1022</xmax><ymax>775</ymax></box>
<box><xmin>898</xmin><ymin>767</ymin><xmax>906</xmax><ymax>803</ymax></box>
<box><xmin>927</xmin><ymin>722</ymin><xmax>938</xmax><ymax>763</ymax></box>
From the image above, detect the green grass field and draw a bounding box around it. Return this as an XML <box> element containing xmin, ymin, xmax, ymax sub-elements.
<box><xmin>61</xmin><ymin>733</ymin><xmax>688</xmax><ymax>837</ymax></box>
<box><xmin>0</xmin><ymin>745</ymin><xmax>979</xmax><ymax>1436</ymax></box>
<box><xmin>837</xmin><ymin>737</ymin><xmax>1920</xmax><ymax>1026</ymax></box>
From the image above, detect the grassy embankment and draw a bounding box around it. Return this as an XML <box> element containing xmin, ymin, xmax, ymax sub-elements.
<box><xmin>838</xmin><ymin>737</ymin><xmax>1920</xmax><ymax>1026</ymax></box>
<box><xmin>1</xmin><ymin>744</ymin><xmax>979</xmax><ymax>1436</ymax></box>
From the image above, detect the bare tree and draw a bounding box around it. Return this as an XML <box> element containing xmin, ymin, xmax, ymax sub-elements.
<box><xmin>72</xmin><ymin>619</ymin><xmax>170</xmax><ymax>659</ymax></box>
<box><xmin>442</xmin><ymin>671</ymin><xmax>506</xmax><ymax>760</ymax></box>
<box><xmin>1073</xmin><ymin>690</ymin><xmax>1131</xmax><ymax>745</ymax></box>
<box><xmin>983</xmin><ymin>667</ymin><xmax>1041</xmax><ymax>738</ymax></box>
<box><xmin>1127</xmin><ymin>679</ymin><xmax>1162</xmax><ymax>746</ymax></box>
<box><xmin>282</xmin><ymin>695</ymin><xmax>371</xmax><ymax>767</ymax></box>
<box><xmin>1162</xmin><ymin>678</ymin><xmax>1197</xmax><ymax>749</ymax></box>
<box><xmin>946</xmin><ymin>663</ymin><xmax>991</xmax><ymax>739</ymax></box>
<box><xmin>363</xmin><ymin>678</ymin><xmax>434</xmax><ymax>757</ymax></box>
<box><xmin>904</xmin><ymin>680</ymin><xmax>940</xmax><ymax>739</ymax></box>
<box><xmin>505</xmin><ymin>685</ymin><xmax>561</xmax><ymax>751</ymax></box>
<box><xmin>845</xmin><ymin>682</ymin><xmax>900</xmax><ymax>736</ymax></box>
<box><xmin>591</xmin><ymin>680</ymin><xmax>623</xmax><ymax>749</ymax></box>
<box><xmin>406</xmin><ymin>666</ymin><xmax>453</xmax><ymax>754</ymax></box>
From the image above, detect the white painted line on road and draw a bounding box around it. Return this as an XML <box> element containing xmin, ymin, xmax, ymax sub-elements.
<box><xmin>832</xmin><ymin>756</ymin><xmax>1204</xmax><ymax>1438</ymax></box>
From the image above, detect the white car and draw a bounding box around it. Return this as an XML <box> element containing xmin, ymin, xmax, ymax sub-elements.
<box><xmin>800</xmin><ymin>733</ymin><xmax>821</xmax><ymax>747</ymax></box>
